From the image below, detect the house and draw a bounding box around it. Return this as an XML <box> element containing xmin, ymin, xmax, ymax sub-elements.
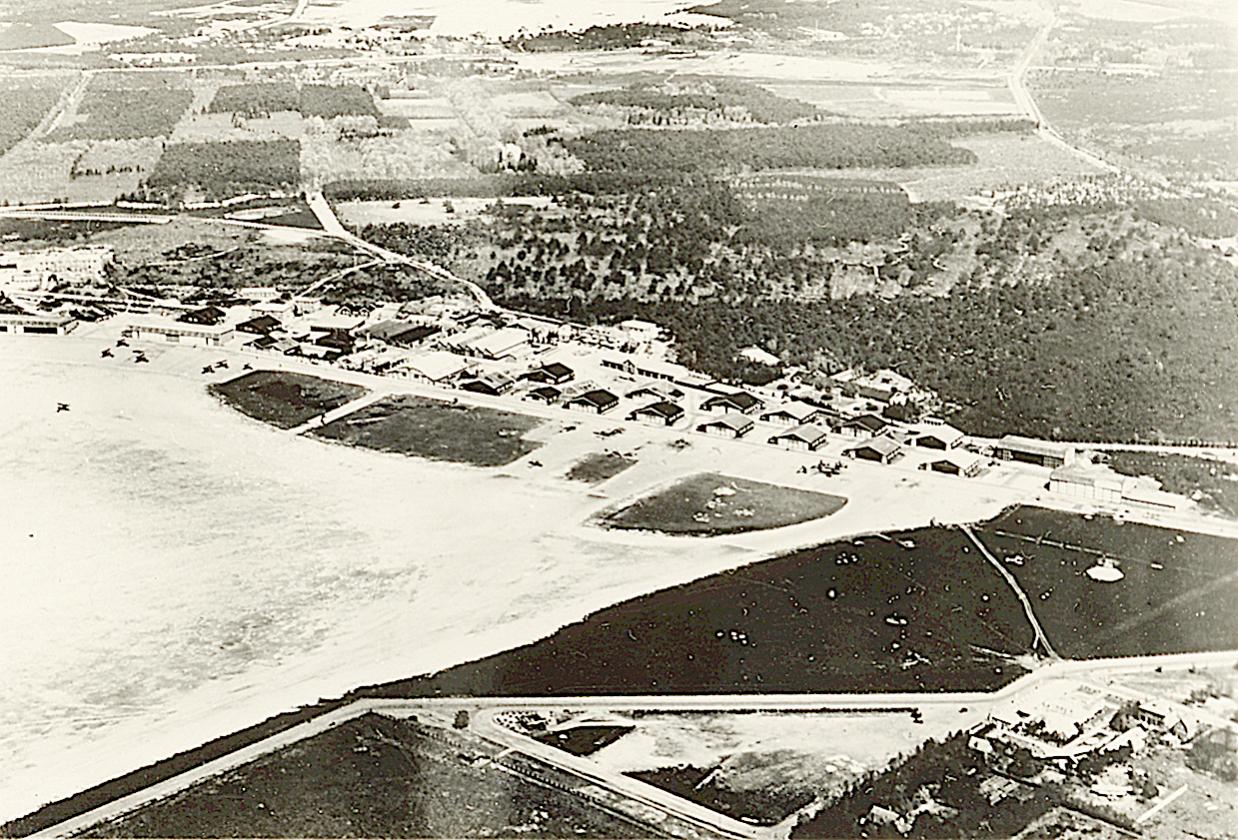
<box><xmin>863</xmin><ymin>804</ymin><xmax>912</xmax><ymax>835</ymax></box>
<box><xmin>566</xmin><ymin>389</ymin><xmax>619</xmax><ymax>415</ymax></box>
<box><xmin>313</xmin><ymin>329</ymin><xmax>356</xmax><ymax>354</ymax></box>
<box><xmin>921</xmin><ymin>452</ymin><xmax>984</xmax><ymax>478</ymax></box>
<box><xmin>994</xmin><ymin>435</ymin><xmax>1075</xmax><ymax>468</ymax></box>
<box><xmin>628</xmin><ymin>400</ymin><xmax>684</xmax><ymax>427</ymax></box>
<box><xmin>738</xmin><ymin>345</ymin><xmax>781</xmax><ymax>366</ymax></box>
<box><xmin>616</xmin><ymin>318</ymin><xmax>662</xmax><ymax>345</ymax></box>
<box><xmin>846</xmin><ymin>436</ymin><xmax>903</xmax><ymax>464</ymax></box>
<box><xmin>768</xmin><ymin>424</ymin><xmax>829</xmax><ymax>452</ymax></box>
<box><xmin>626</xmin><ymin>383</ymin><xmax>683</xmax><ymax>402</ymax></box>
<box><xmin>760</xmin><ymin>402</ymin><xmax>821</xmax><ymax>426</ymax></box>
<box><xmin>524</xmin><ymin>386</ymin><xmax>562</xmax><ymax>404</ymax></box>
<box><xmin>697</xmin><ymin>414</ymin><xmax>754</xmax><ymax>439</ymax></box>
<box><xmin>0</xmin><ymin>311</ymin><xmax>77</xmax><ymax>335</ymax></box>
<box><xmin>837</xmin><ymin>413</ymin><xmax>890</xmax><ymax>438</ymax></box>
<box><xmin>913</xmin><ymin>423</ymin><xmax>965</xmax><ymax>450</ymax></box>
<box><xmin>835</xmin><ymin>367</ymin><xmax>927</xmax><ymax>405</ymax></box>
<box><xmin>523</xmin><ymin>361</ymin><xmax>574</xmax><ymax>385</ymax></box>
<box><xmin>460</xmin><ymin>373</ymin><xmax>515</xmax><ymax>396</ymax></box>
<box><xmin>1039</xmin><ymin>686</ymin><xmax>1107</xmax><ymax>743</ymax></box>
<box><xmin>700</xmin><ymin>391</ymin><xmax>763</xmax><ymax>415</ymax></box>
<box><xmin>399</xmin><ymin>350</ymin><xmax>476</xmax><ymax>383</ymax></box>
<box><xmin>235</xmin><ymin>315</ymin><xmax>282</xmax><ymax>336</ymax></box>
<box><xmin>601</xmin><ymin>354</ymin><xmax>711</xmax><ymax>388</ymax></box>
<box><xmin>177</xmin><ymin>305</ymin><xmax>226</xmax><ymax>326</ymax></box>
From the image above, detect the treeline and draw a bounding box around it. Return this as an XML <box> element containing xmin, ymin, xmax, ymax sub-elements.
<box><xmin>1107</xmin><ymin>452</ymin><xmax>1238</xmax><ymax>518</ymax></box>
<box><xmin>208</xmin><ymin>82</ymin><xmax>379</xmax><ymax>118</ymax></box>
<box><xmin>505</xmin><ymin>22</ymin><xmax>709</xmax><ymax>52</ymax></box>
<box><xmin>498</xmin><ymin>239</ymin><xmax>1238</xmax><ymax>442</ymax></box>
<box><xmin>1134</xmin><ymin>197</ymin><xmax>1238</xmax><ymax>239</ymax></box>
<box><xmin>0</xmin><ymin>75</ymin><xmax>71</xmax><ymax>156</ymax></box>
<box><xmin>146</xmin><ymin>140</ymin><xmax>301</xmax><ymax>197</ymax></box>
<box><xmin>571</xmin><ymin>76</ymin><xmax>822</xmax><ymax>124</ymax></box>
<box><xmin>322</xmin><ymin>171</ymin><xmax>682</xmax><ymax>201</ymax></box>
<box><xmin>563</xmin><ymin>119</ymin><xmax>1031</xmax><ymax>174</ymax></box>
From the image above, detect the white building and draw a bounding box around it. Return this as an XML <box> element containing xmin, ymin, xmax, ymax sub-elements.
<box><xmin>0</xmin><ymin>246</ymin><xmax>112</xmax><ymax>289</ymax></box>
<box><xmin>0</xmin><ymin>311</ymin><xmax>78</xmax><ymax>335</ymax></box>
<box><xmin>125</xmin><ymin>316</ymin><xmax>233</xmax><ymax>347</ymax></box>
<box><xmin>398</xmin><ymin>350</ymin><xmax>476</xmax><ymax>383</ymax></box>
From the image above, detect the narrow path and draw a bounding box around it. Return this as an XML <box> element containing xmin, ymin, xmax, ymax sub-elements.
<box><xmin>286</xmin><ymin>390</ymin><xmax>388</xmax><ymax>436</ymax></box>
<box><xmin>1135</xmin><ymin>784</ymin><xmax>1189</xmax><ymax>825</ymax></box>
<box><xmin>961</xmin><ymin>524</ymin><xmax>1059</xmax><ymax>660</ymax></box>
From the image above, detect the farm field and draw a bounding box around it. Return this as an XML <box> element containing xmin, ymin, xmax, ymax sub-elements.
<box><xmin>601</xmin><ymin>472</ymin><xmax>846</xmax><ymax>536</ymax></box>
<box><xmin>974</xmin><ymin>507</ymin><xmax>1238</xmax><ymax>658</ymax></box>
<box><xmin>81</xmin><ymin>714</ymin><xmax>648</xmax><ymax>838</ymax></box>
<box><xmin>761</xmin><ymin>81</ymin><xmax>1020</xmax><ymax>119</ymax></box>
<box><xmin>564</xmin><ymin>452</ymin><xmax>637</xmax><ymax>484</ymax></box>
<box><xmin>356</xmin><ymin>521</ymin><xmax>1034</xmax><ymax>697</ymax></box>
<box><xmin>210</xmin><ymin>370</ymin><xmax>368</xmax><ymax>430</ymax></box>
<box><xmin>312</xmin><ymin>394</ymin><xmax>544</xmax><ymax>467</ymax></box>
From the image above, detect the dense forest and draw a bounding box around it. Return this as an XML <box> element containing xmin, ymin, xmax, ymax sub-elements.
<box><xmin>51</xmin><ymin>76</ymin><xmax>192</xmax><ymax>141</ymax></box>
<box><xmin>0</xmin><ymin>74</ymin><xmax>70</xmax><ymax>155</ymax></box>
<box><xmin>504</xmin><ymin>22</ymin><xmax>711</xmax><ymax>52</ymax></box>
<box><xmin>208</xmin><ymin>82</ymin><xmax>379</xmax><ymax>118</ymax></box>
<box><xmin>571</xmin><ymin>76</ymin><xmax>823</xmax><ymax>125</ymax></box>
<box><xmin>146</xmin><ymin>139</ymin><xmax>301</xmax><ymax>198</ymax></box>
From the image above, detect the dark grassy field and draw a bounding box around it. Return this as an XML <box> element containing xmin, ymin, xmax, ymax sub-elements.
<box><xmin>81</xmin><ymin>714</ymin><xmax>648</xmax><ymax>838</ymax></box>
<box><xmin>311</xmin><ymin>394</ymin><xmax>542</xmax><ymax>467</ymax></box>
<box><xmin>975</xmin><ymin>507</ymin><xmax>1238</xmax><ymax>658</ymax></box>
<box><xmin>354</xmin><ymin>524</ymin><xmax>1034</xmax><ymax>698</ymax></box>
<box><xmin>628</xmin><ymin>765</ymin><xmax>813</xmax><ymax>827</ymax></box>
<box><xmin>535</xmin><ymin>725</ymin><xmax>634</xmax><ymax>757</ymax></box>
<box><xmin>209</xmin><ymin>370</ymin><xmax>367</xmax><ymax>430</ymax></box>
<box><xmin>601</xmin><ymin>472</ymin><xmax>847</xmax><ymax>536</ymax></box>
<box><xmin>564</xmin><ymin>452</ymin><xmax>636</xmax><ymax>483</ymax></box>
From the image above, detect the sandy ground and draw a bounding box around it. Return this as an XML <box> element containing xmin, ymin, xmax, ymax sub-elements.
<box><xmin>0</xmin><ymin>326</ymin><xmax>1222</xmax><ymax>822</ymax></box>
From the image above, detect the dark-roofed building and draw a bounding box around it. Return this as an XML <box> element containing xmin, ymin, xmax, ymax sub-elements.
<box><xmin>994</xmin><ymin>435</ymin><xmax>1075</xmax><ymax>468</ymax></box>
<box><xmin>921</xmin><ymin>453</ymin><xmax>984</xmax><ymax>477</ymax></box>
<box><xmin>235</xmin><ymin>315</ymin><xmax>281</xmax><ymax>336</ymax></box>
<box><xmin>913</xmin><ymin>423</ymin><xmax>965</xmax><ymax>450</ymax></box>
<box><xmin>566</xmin><ymin>389</ymin><xmax>619</xmax><ymax>415</ymax></box>
<box><xmin>697</xmin><ymin>414</ymin><xmax>754</xmax><ymax>439</ymax></box>
<box><xmin>313</xmin><ymin>329</ymin><xmax>356</xmax><ymax>354</ymax></box>
<box><xmin>846</xmin><ymin>435</ymin><xmax>903</xmax><ymax>464</ymax></box>
<box><xmin>460</xmin><ymin>373</ymin><xmax>515</xmax><ymax>396</ymax></box>
<box><xmin>700</xmin><ymin>391</ymin><xmax>763</xmax><ymax>415</ymax></box>
<box><xmin>365</xmin><ymin>320</ymin><xmax>440</xmax><ymax>348</ymax></box>
<box><xmin>524</xmin><ymin>385</ymin><xmax>562</xmax><ymax>404</ymax></box>
<box><xmin>838</xmin><ymin>414</ymin><xmax>890</xmax><ymax>438</ymax></box>
<box><xmin>523</xmin><ymin>361</ymin><xmax>575</xmax><ymax>385</ymax></box>
<box><xmin>760</xmin><ymin>402</ymin><xmax>821</xmax><ymax>426</ymax></box>
<box><xmin>628</xmin><ymin>400</ymin><xmax>684</xmax><ymax>427</ymax></box>
<box><xmin>177</xmin><ymin>305</ymin><xmax>225</xmax><ymax>326</ymax></box>
<box><xmin>768</xmin><ymin>424</ymin><xmax>829</xmax><ymax>452</ymax></box>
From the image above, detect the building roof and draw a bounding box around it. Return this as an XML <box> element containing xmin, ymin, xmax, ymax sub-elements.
<box><xmin>772</xmin><ymin>423</ymin><xmax>829</xmax><ymax>445</ymax></box>
<box><xmin>467</xmin><ymin>326</ymin><xmax>531</xmax><ymax>357</ymax></box>
<box><xmin>631</xmin><ymin>400</ymin><xmax>683</xmax><ymax>420</ymax></box>
<box><xmin>568</xmin><ymin>389</ymin><xmax>619</xmax><ymax>410</ymax></box>
<box><xmin>915</xmin><ymin>423</ymin><xmax>965</xmax><ymax>446</ymax></box>
<box><xmin>842</xmin><ymin>413</ymin><xmax>889</xmax><ymax>433</ymax></box>
<box><xmin>527</xmin><ymin>385</ymin><xmax>561</xmax><ymax>401</ymax></box>
<box><xmin>703</xmin><ymin>391</ymin><xmax>762</xmax><ymax>411</ymax></box>
<box><xmin>699</xmin><ymin>413</ymin><xmax>754</xmax><ymax>432</ymax></box>
<box><xmin>1050</xmin><ymin>461</ymin><xmax>1125</xmax><ymax>490</ymax></box>
<box><xmin>928</xmin><ymin>452</ymin><xmax>984</xmax><ymax>472</ymax></box>
<box><xmin>848</xmin><ymin>435</ymin><xmax>902</xmax><ymax>457</ymax></box>
<box><xmin>997</xmin><ymin>435</ymin><xmax>1073</xmax><ymax>459</ymax></box>
<box><xmin>761</xmin><ymin>401</ymin><xmax>818</xmax><ymax>422</ymax></box>
<box><xmin>738</xmin><ymin>345</ymin><xmax>781</xmax><ymax>366</ymax></box>
<box><xmin>178</xmin><ymin>305</ymin><xmax>225</xmax><ymax>325</ymax></box>
<box><xmin>127</xmin><ymin>315</ymin><xmax>232</xmax><ymax>335</ymax></box>
<box><xmin>236</xmin><ymin>314</ymin><xmax>281</xmax><ymax>333</ymax></box>
<box><xmin>401</xmin><ymin>350</ymin><xmax>474</xmax><ymax>381</ymax></box>
<box><xmin>539</xmin><ymin>361</ymin><xmax>574</xmax><ymax>379</ymax></box>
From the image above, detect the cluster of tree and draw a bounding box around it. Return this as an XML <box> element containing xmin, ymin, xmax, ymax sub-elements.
<box><xmin>563</xmin><ymin>119</ymin><xmax>1030</xmax><ymax>174</ymax></box>
<box><xmin>52</xmin><ymin>84</ymin><xmax>192</xmax><ymax>141</ymax></box>
<box><xmin>322</xmin><ymin>171</ymin><xmax>680</xmax><ymax>201</ymax></box>
<box><xmin>208</xmin><ymin>82</ymin><xmax>378</xmax><ymax>118</ymax></box>
<box><xmin>321</xmin><ymin>263</ymin><xmax>453</xmax><ymax>306</ymax></box>
<box><xmin>123</xmin><ymin>243</ymin><xmax>353</xmax><ymax>292</ymax></box>
<box><xmin>1134</xmin><ymin>197</ymin><xmax>1238</xmax><ymax>240</ymax></box>
<box><xmin>0</xmin><ymin>75</ymin><xmax>71</xmax><ymax>156</ymax></box>
<box><xmin>793</xmin><ymin>731</ymin><xmax>1054</xmax><ymax>839</ymax></box>
<box><xmin>571</xmin><ymin>76</ymin><xmax>822</xmax><ymax>125</ymax></box>
<box><xmin>1106</xmin><ymin>452</ymin><xmax>1238</xmax><ymax>517</ymax></box>
<box><xmin>504</xmin><ymin>22</ymin><xmax>709</xmax><ymax>52</ymax></box>
<box><xmin>145</xmin><ymin>140</ymin><xmax>302</xmax><ymax>199</ymax></box>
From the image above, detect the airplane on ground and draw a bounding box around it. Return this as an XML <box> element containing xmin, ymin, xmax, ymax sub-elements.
<box><xmin>56</xmin><ymin>403</ymin><xmax>70</xmax><ymax>413</ymax></box>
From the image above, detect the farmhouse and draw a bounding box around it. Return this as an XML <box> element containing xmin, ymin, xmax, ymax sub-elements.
<box><xmin>0</xmin><ymin>311</ymin><xmax>78</xmax><ymax>335</ymax></box>
<box><xmin>566</xmin><ymin>389</ymin><xmax>620</xmax><ymax>415</ymax></box>
<box><xmin>837</xmin><ymin>414</ymin><xmax>890</xmax><ymax>438</ymax></box>
<box><xmin>398</xmin><ymin>350</ymin><xmax>476</xmax><ymax>383</ymax></box>
<box><xmin>126</xmin><ymin>315</ymin><xmax>233</xmax><ymax>347</ymax></box>
<box><xmin>235</xmin><ymin>315</ymin><xmax>282</xmax><ymax>336</ymax></box>
<box><xmin>460</xmin><ymin>373</ymin><xmax>515</xmax><ymax>396</ymax></box>
<box><xmin>912</xmin><ymin>423</ymin><xmax>965</xmax><ymax>450</ymax></box>
<box><xmin>700</xmin><ymin>391</ymin><xmax>763</xmax><ymax>415</ymax></box>
<box><xmin>524</xmin><ymin>386</ymin><xmax>562</xmax><ymax>404</ymax></box>
<box><xmin>523</xmin><ymin>362</ymin><xmax>575</xmax><ymax>385</ymax></box>
<box><xmin>921</xmin><ymin>452</ymin><xmax>984</xmax><ymax>478</ymax></box>
<box><xmin>768</xmin><ymin>424</ymin><xmax>829</xmax><ymax>452</ymax></box>
<box><xmin>697</xmin><ymin>414</ymin><xmax>754</xmax><ymax>439</ymax></box>
<box><xmin>0</xmin><ymin>245</ymin><xmax>111</xmax><ymax>289</ymax></box>
<box><xmin>994</xmin><ymin>435</ymin><xmax>1075</xmax><ymax>468</ymax></box>
<box><xmin>760</xmin><ymin>401</ymin><xmax>821</xmax><ymax>426</ymax></box>
<box><xmin>628</xmin><ymin>400</ymin><xmax>684</xmax><ymax>427</ymax></box>
<box><xmin>846</xmin><ymin>436</ymin><xmax>903</xmax><ymax>464</ymax></box>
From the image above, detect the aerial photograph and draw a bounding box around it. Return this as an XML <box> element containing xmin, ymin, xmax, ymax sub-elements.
<box><xmin>0</xmin><ymin>0</ymin><xmax>1235</xmax><ymax>837</ymax></box>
